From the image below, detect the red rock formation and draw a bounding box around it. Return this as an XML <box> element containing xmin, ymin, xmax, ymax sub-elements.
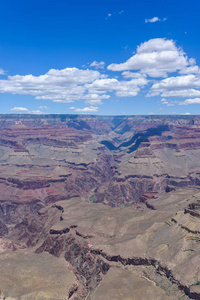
<box><xmin>1</xmin><ymin>114</ymin><xmax>200</xmax><ymax>218</ymax></box>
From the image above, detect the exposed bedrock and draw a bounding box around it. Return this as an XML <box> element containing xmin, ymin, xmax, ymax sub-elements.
<box><xmin>9</xmin><ymin>206</ymin><xmax>63</xmax><ymax>248</ymax></box>
<box><xmin>94</xmin><ymin>178</ymin><xmax>156</xmax><ymax>206</ymax></box>
<box><xmin>89</xmin><ymin>249</ymin><xmax>200</xmax><ymax>299</ymax></box>
<box><xmin>36</xmin><ymin>235</ymin><xmax>110</xmax><ymax>295</ymax></box>
<box><xmin>1</xmin><ymin>115</ymin><xmax>200</xmax><ymax>298</ymax></box>
<box><xmin>34</xmin><ymin>228</ymin><xmax>200</xmax><ymax>300</ymax></box>
<box><xmin>0</xmin><ymin>220</ymin><xmax>8</xmax><ymax>237</ymax></box>
<box><xmin>4</xmin><ymin>188</ymin><xmax>200</xmax><ymax>299</ymax></box>
<box><xmin>1</xmin><ymin>115</ymin><xmax>200</xmax><ymax>211</ymax></box>
<box><xmin>93</xmin><ymin>174</ymin><xmax>198</xmax><ymax>207</ymax></box>
<box><xmin>0</xmin><ymin>200</ymin><xmax>44</xmax><ymax>224</ymax></box>
<box><xmin>184</xmin><ymin>201</ymin><xmax>200</xmax><ymax>218</ymax></box>
<box><xmin>6</xmin><ymin>177</ymin><xmax>66</xmax><ymax>190</ymax></box>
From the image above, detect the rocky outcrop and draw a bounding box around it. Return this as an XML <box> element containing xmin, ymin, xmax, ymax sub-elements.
<box><xmin>0</xmin><ymin>200</ymin><xmax>44</xmax><ymax>224</ymax></box>
<box><xmin>9</xmin><ymin>206</ymin><xmax>62</xmax><ymax>247</ymax></box>
<box><xmin>90</xmin><ymin>249</ymin><xmax>200</xmax><ymax>300</ymax></box>
<box><xmin>184</xmin><ymin>201</ymin><xmax>200</xmax><ymax>218</ymax></box>
<box><xmin>0</xmin><ymin>238</ymin><xmax>17</xmax><ymax>253</ymax></box>
<box><xmin>3</xmin><ymin>187</ymin><xmax>200</xmax><ymax>299</ymax></box>
<box><xmin>36</xmin><ymin>234</ymin><xmax>110</xmax><ymax>297</ymax></box>
<box><xmin>2</xmin><ymin>115</ymin><xmax>200</xmax><ymax>210</ymax></box>
<box><xmin>0</xmin><ymin>221</ymin><xmax>8</xmax><ymax>237</ymax></box>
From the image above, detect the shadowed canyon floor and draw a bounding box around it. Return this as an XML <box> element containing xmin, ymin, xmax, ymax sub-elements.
<box><xmin>1</xmin><ymin>115</ymin><xmax>200</xmax><ymax>299</ymax></box>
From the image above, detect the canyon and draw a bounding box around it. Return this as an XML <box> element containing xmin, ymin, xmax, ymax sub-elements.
<box><xmin>0</xmin><ymin>114</ymin><xmax>200</xmax><ymax>299</ymax></box>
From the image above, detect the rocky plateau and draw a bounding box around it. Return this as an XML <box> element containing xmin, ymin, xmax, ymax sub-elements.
<box><xmin>0</xmin><ymin>114</ymin><xmax>200</xmax><ymax>299</ymax></box>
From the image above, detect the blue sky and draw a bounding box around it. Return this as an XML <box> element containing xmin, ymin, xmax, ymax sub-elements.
<box><xmin>0</xmin><ymin>0</ymin><xmax>200</xmax><ymax>115</ymax></box>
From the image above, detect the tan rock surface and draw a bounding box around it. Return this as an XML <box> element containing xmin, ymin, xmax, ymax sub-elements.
<box><xmin>0</xmin><ymin>251</ymin><xmax>77</xmax><ymax>300</ymax></box>
<box><xmin>91</xmin><ymin>268</ymin><xmax>172</xmax><ymax>300</ymax></box>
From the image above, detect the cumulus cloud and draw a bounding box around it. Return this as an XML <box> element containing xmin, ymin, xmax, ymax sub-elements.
<box><xmin>160</xmin><ymin>98</ymin><xmax>175</xmax><ymax>106</ymax></box>
<box><xmin>107</xmin><ymin>38</ymin><xmax>191</xmax><ymax>78</ymax></box>
<box><xmin>0</xmin><ymin>67</ymin><xmax>106</xmax><ymax>103</ymax></box>
<box><xmin>161</xmin><ymin>98</ymin><xmax>169</xmax><ymax>104</ymax></box>
<box><xmin>3</xmin><ymin>38</ymin><xmax>200</xmax><ymax>112</ymax></box>
<box><xmin>0</xmin><ymin>65</ymin><xmax>148</xmax><ymax>106</ymax></box>
<box><xmin>69</xmin><ymin>106</ymin><xmax>99</xmax><ymax>113</ymax></box>
<box><xmin>149</xmin><ymin>74</ymin><xmax>200</xmax><ymax>97</ymax></box>
<box><xmin>122</xmin><ymin>71</ymin><xmax>147</xmax><ymax>79</ymax></box>
<box><xmin>145</xmin><ymin>17</ymin><xmax>160</xmax><ymax>23</ymax></box>
<box><xmin>90</xmin><ymin>61</ymin><xmax>105</xmax><ymax>69</ymax></box>
<box><xmin>10</xmin><ymin>107</ymin><xmax>45</xmax><ymax>114</ymax></box>
<box><xmin>0</xmin><ymin>65</ymin><xmax>148</xmax><ymax>107</ymax></box>
<box><xmin>11</xmin><ymin>107</ymin><xmax>29</xmax><ymax>112</ymax></box>
<box><xmin>145</xmin><ymin>17</ymin><xmax>167</xmax><ymax>23</ymax></box>
<box><xmin>179</xmin><ymin>98</ymin><xmax>200</xmax><ymax>105</ymax></box>
<box><xmin>86</xmin><ymin>77</ymin><xmax>148</xmax><ymax>97</ymax></box>
<box><xmin>179</xmin><ymin>65</ymin><xmax>200</xmax><ymax>75</ymax></box>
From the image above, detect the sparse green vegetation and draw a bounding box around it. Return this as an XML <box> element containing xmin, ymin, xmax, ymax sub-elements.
<box><xmin>7</xmin><ymin>225</ymin><xmax>15</xmax><ymax>229</ymax></box>
<box><xmin>89</xmin><ymin>195</ymin><xmax>94</xmax><ymax>203</ymax></box>
<box><xmin>191</xmin><ymin>281</ymin><xmax>200</xmax><ymax>286</ymax></box>
<box><xmin>120</xmin><ymin>204</ymin><xmax>130</xmax><ymax>208</ymax></box>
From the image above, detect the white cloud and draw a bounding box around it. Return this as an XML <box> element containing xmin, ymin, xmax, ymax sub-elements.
<box><xmin>30</xmin><ymin>110</ymin><xmax>43</xmax><ymax>114</ymax></box>
<box><xmin>0</xmin><ymin>69</ymin><xmax>5</xmax><ymax>75</ymax></box>
<box><xmin>85</xmin><ymin>99</ymin><xmax>102</xmax><ymax>105</ymax></box>
<box><xmin>179</xmin><ymin>98</ymin><xmax>200</xmax><ymax>105</ymax></box>
<box><xmin>38</xmin><ymin>106</ymin><xmax>49</xmax><ymax>109</ymax></box>
<box><xmin>106</xmin><ymin>11</ymin><xmax>124</xmax><ymax>19</ymax></box>
<box><xmin>90</xmin><ymin>61</ymin><xmax>105</xmax><ymax>69</ymax></box>
<box><xmin>3</xmin><ymin>38</ymin><xmax>200</xmax><ymax>112</ymax></box>
<box><xmin>161</xmin><ymin>98</ymin><xmax>169</xmax><ymax>104</ymax></box>
<box><xmin>122</xmin><ymin>71</ymin><xmax>147</xmax><ymax>79</ymax></box>
<box><xmin>108</xmin><ymin>38</ymin><xmax>190</xmax><ymax>77</ymax></box>
<box><xmin>0</xmin><ymin>67</ymin><xmax>106</xmax><ymax>103</ymax></box>
<box><xmin>179</xmin><ymin>65</ymin><xmax>200</xmax><ymax>74</ymax></box>
<box><xmin>152</xmin><ymin>89</ymin><xmax>200</xmax><ymax>98</ymax></box>
<box><xmin>86</xmin><ymin>77</ymin><xmax>148</xmax><ymax>97</ymax></box>
<box><xmin>105</xmin><ymin>13</ymin><xmax>112</xmax><ymax>19</ymax></box>
<box><xmin>0</xmin><ymin>63</ymin><xmax>149</xmax><ymax>105</ymax></box>
<box><xmin>11</xmin><ymin>107</ymin><xmax>29</xmax><ymax>112</ymax></box>
<box><xmin>145</xmin><ymin>17</ymin><xmax>160</xmax><ymax>23</ymax></box>
<box><xmin>160</xmin><ymin>98</ymin><xmax>175</xmax><ymax>106</ymax></box>
<box><xmin>10</xmin><ymin>107</ymin><xmax>45</xmax><ymax>114</ymax></box>
<box><xmin>145</xmin><ymin>17</ymin><xmax>167</xmax><ymax>23</ymax></box>
<box><xmin>69</xmin><ymin>106</ymin><xmax>99</xmax><ymax>113</ymax></box>
<box><xmin>83</xmin><ymin>93</ymin><xmax>110</xmax><ymax>105</ymax></box>
<box><xmin>149</xmin><ymin>74</ymin><xmax>200</xmax><ymax>97</ymax></box>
